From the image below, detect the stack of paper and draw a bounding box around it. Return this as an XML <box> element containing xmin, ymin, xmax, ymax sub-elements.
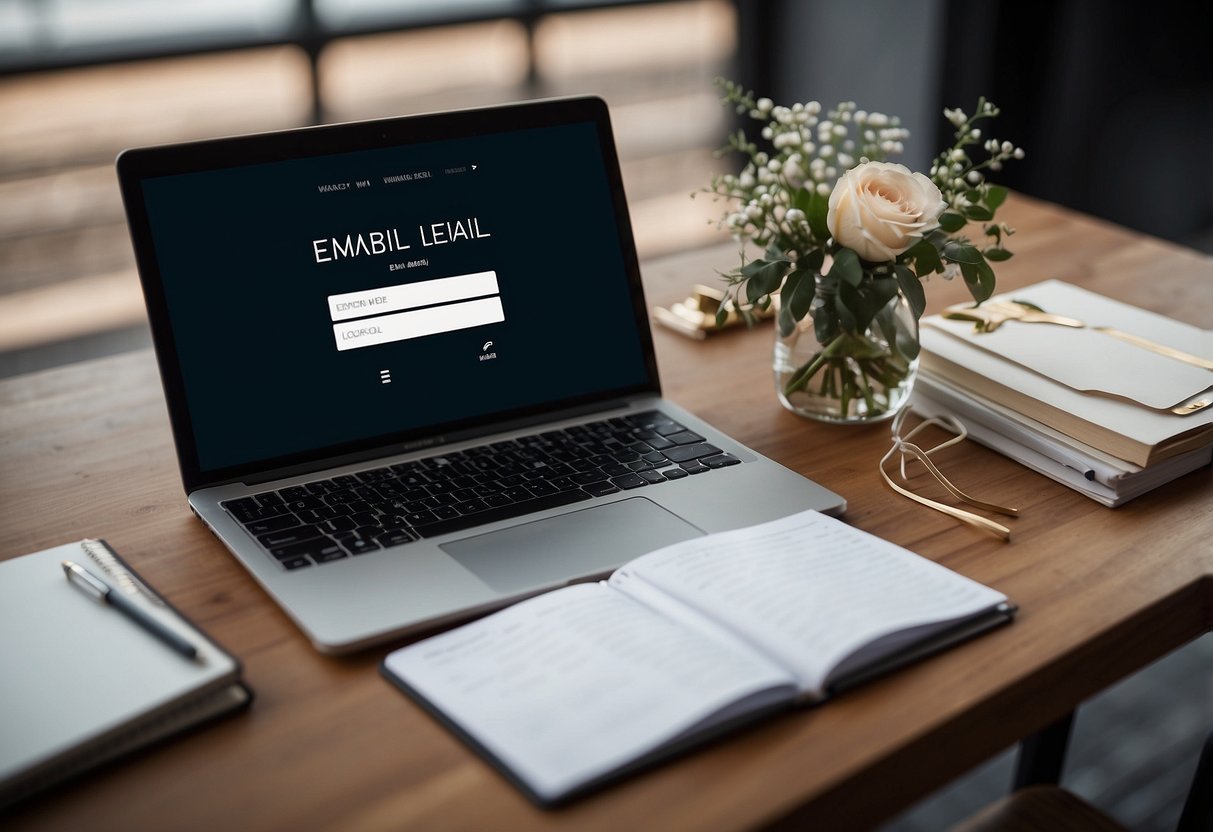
<box><xmin>914</xmin><ymin>280</ymin><xmax>1213</xmax><ymax>506</ymax></box>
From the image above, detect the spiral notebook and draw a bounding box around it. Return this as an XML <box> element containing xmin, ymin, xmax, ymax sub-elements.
<box><xmin>0</xmin><ymin>540</ymin><xmax>251</xmax><ymax>808</ymax></box>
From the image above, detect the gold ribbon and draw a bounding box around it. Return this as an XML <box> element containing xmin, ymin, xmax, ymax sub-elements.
<box><xmin>880</xmin><ymin>409</ymin><xmax>1019</xmax><ymax>541</ymax></box>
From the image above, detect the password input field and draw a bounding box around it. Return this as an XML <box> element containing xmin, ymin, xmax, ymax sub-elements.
<box><xmin>327</xmin><ymin>271</ymin><xmax>499</xmax><ymax>322</ymax></box>
<box><xmin>333</xmin><ymin>296</ymin><xmax>504</xmax><ymax>351</ymax></box>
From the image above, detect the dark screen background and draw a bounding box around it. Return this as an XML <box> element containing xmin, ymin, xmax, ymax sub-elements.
<box><xmin>140</xmin><ymin>122</ymin><xmax>650</xmax><ymax>473</ymax></box>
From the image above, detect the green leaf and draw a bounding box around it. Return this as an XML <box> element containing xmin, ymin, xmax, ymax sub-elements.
<box><xmin>792</xmin><ymin>186</ymin><xmax>813</xmax><ymax>215</ymax></box>
<box><xmin>780</xmin><ymin>268</ymin><xmax>816</xmax><ymax>323</ymax></box>
<box><xmin>963</xmin><ymin>204</ymin><xmax>994</xmax><ymax>222</ymax></box>
<box><xmin>715</xmin><ymin>304</ymin><xmax>729</xmax><ymax>328</ymax></box>
<box><xmin>828</xmin><ymin>247</ymin><xmax>863</xmax><ymax>287</ymax></box>
<box><xmin>742</xmin><ymin>257</ymin><xmax>790</xmax><ymax>303</ymax></box>
<box><xmin>777</xmin><ymin>303</ymin><xmax>796</xmax><ymax>337</ymax></box>
<box><xmin>904</xmin><ymin>238</ymin><xmax>942</xmax><ymax>277</ymax></box>
<box><xmin>986</xmin><ymin>185</ymin><xmax>1008</xmax><ymax>210</ymax></box>
<box><xmin>984</xmin><ymin>247</ymin><xmax>1013</xmax><ymax>261</ymax></box>
<box><xmin>894</xmin><ymin>264</ymin><xmax>926</xmax><ymax>319</ymax></box>
<box><xmin>964</xmin><ymin>188</ymin><xmax>983</xmax><ymax>203</ymax></box>
<box><xmin>807</xmin><ymin>188</ymin><xmax>831</xmax><ymax>241</ymax></box>
<box><xmin>943</xmin><ymin>240</ymin><xmax>983</xmax><ymax>264</ymax></box>
<box><xmin>801</xmin><ymin>249</ymin><xmax>825</xmax><ymax>272</ymax></box>
<box><xmin>959</xmin><ymin>256</ymin><xmax>996</xmax><ymax>303</ymax></box>
<box><xmin>813</xmin><ymin>306</ymin><xmax>839</xmax><ymax>344</ymax></box>
<box><xmin>835</xmin><ymin>284</ymin><xmax>859</xmax><ymax>331</ymax></box>
<box><xmin>938</xmin><ymin>211</ymin><xmax>967</xmax><ymax>233</ymax></box>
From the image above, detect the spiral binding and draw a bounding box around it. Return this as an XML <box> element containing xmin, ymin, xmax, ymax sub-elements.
<box><xmin>79</xmin><ymin>538</ymin><xmax>164</xmax><ymax>605</ymax></box>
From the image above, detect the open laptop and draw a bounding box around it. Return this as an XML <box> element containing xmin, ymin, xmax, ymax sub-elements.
<box><xmin>117</xmin><ymin>96</ymin><xmax>845</xmax><ymax>653</ymax></box>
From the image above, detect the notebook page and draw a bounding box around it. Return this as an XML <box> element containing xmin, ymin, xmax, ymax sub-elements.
<box><xmin>0</xmin><ymin>542</ymin><xmax>239</xmax><ymax>791</ymax></box>
<box><xmin>383</xmin><ymin>582</ymin><xmax>795</xmax><ymax>802</ymax></box>
<box><xmin>621</xmin><ymin>511</ymin><xmax>1007</xmax><ymax>698</ymax></box>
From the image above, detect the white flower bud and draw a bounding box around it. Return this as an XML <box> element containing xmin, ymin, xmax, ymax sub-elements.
<box><xmin>762</xmin><ymin>127</ymin><xmax>773</xmax><ymax>140</ymax></box>
<box><xmin>806</xmin><ymin>101</ymin><xmax>822</xmax><ymax>115</ymax></box>
<box><xmin>786</xmin><ymin>208</ymin><xmax>806</xmax><ymax>223</ymax></box>
<box><xmin>816</xmin><ymin>182</ymin><xmax>832</xmax><ymax>196</ymax></box>
<box><xmin>1013</xmin><ymin>148</ymin><xmax>1025</xmax><ymax>159</ymax></box>
<box><xmin>1001</xmin><ymin>140</ymin><xmax>1013</xmax><ymax>154</ymax></box>
<box><xmin>837</xmin><ymin>153</ymin><xmax>853</xmax><ymax>168</ymax></box>
<box><xmin>746</xmin><ymin>204</ymin><xmax>763</xmax><ymax>220</ymax></box>
<box><xmin>757</xmin><ymin>97</ymin><xmax>773</xmax><ymax>112</ymax></box>
<box><xmin>832</xmin><ymin>124</ymin><xmax>847</xmax><ymax>137</ymax></box>
<box><xmin>819</xmin><ymin>144</ymin><xmax>834</xmax><ymax>158</ymax></box>
<box><xmin>970</xmin><ymin>128</ymin><xmax>981</xmax><ymax>139</ymax></box>
<box><xmin>966</xmin><ymin>170</ymin><xmax>982</xmax><ymax>184</ymax></box>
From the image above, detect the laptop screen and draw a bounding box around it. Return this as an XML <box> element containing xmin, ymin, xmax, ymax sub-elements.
<box><xmin>122</xmin><ymin>100</ymin><xmax>658</xmax><ymax>488</ymax></box>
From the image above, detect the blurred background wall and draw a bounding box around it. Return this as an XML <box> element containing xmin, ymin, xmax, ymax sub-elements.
<box><xmin>2</xmin><ymin>0</ymin><xmax>1210</xmax><ymax>378</ymax></box>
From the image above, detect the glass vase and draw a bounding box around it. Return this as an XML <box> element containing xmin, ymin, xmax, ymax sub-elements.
<box><xmin>773</xmin><ymin>281</ymin><xmax>919</xmax><ymax>424</ymax></box>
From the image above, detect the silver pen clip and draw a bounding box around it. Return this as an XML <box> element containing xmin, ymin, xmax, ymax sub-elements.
<box><xmin>62</xmin><ymin>560</ymin><xmax>110</xmax><ymax>602</ymax></box>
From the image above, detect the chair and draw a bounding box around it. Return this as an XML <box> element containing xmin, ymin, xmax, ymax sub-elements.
<box><xmin>949</xmin><ymin>712</ymin><xmax>1213</xmax><ymax>832</ymax></box>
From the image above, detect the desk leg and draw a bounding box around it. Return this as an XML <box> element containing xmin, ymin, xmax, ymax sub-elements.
<box><xmin>1013</xmin><ymin>711</ymin><xmax>1076</xmax><ymax>789</ymax></box>
<box><xmin>1177</xmin><ymin>729</ymin><xmax>1213</xmax><ymax>832</ymax></box>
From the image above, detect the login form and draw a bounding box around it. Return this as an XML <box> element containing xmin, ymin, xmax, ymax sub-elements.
<box><xmin>140</xmin><ymin>121</ymin><xmax>649</xmax><ymax>473</ymax></box>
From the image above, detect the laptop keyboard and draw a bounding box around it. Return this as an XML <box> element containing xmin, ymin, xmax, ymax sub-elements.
<box><xmin>220</xmin><ymin>410</ymin><xmax>742</xmax><ymax>570</ymax></box>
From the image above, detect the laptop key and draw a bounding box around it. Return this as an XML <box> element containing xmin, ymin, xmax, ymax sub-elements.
<box><xmin>662</xmin><ymin>467</ymin><xmax>689</xmax><ymax>480</ymax></box>
<box><xmin>280</xmin><ymin>556</ymin><xmax>312</xmax><ymax>570</ymax></box>
<box><xmin>681</xmin><ymin>461</ymin><xmax>709</xmax><ymax>474</ymax></box>
<box><xmin>269</xmin><ymin>536</ymin><xmax>341</xmax><ymax>561</ymax></box>
<box><xmin>582</xmin><ymin>481</ymin><xmax>621</xmax><ymax>497</ymax></box>
<box><xmin>662</xmin><ymin>443</ymin><xmax>722</xmax><ymax>463</ymax></box>
<box><xmin>341</xmin><ymin>538</ymin><xmax>379</xmax><ymax>556</ymax></box>
<box><xmin>703</xmin><ymin>454</ymin><xmax>741</xmax><ymax>469</ymax></box>
<box><xmin>610</xmin><ymin>474</ymin><xmax>648</xmax><ymax>490</ymax></box>
<box><xmin>315</xmin><ymin>547</ymin><xmax>351</xmax><ymax>562</ymax></box>
<box><xmin>666</xmin><ymin>431</ymin><xmax>705</xmax><ymax>445</ymax></box>
<box><xmin>375</xmin><ymin>529</ymin><xmax>416</xmax><ymax>547</ymax></box>
<box><xmin>244</xmin><ymin>514</ymin><xmax>300</xmax><ymax>536</ymax></box>
<box><xmin>638</xmin><ymin>470</ymin><xmax>666</xmax><ymax>484</ymax></box>
<box><xmin>412</xmin><ymin>489</ymin><xmax>592</xmax><ymax>539</ymax></box>
<box><xmin>259</xmin><ymin>525</ymin><xmax>323</xmax><ymax>548</ymax></box>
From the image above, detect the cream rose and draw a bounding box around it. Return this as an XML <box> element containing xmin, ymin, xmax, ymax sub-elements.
<box><xmin>826</xmin><ymin>161</ymin><xmax>946</xmax><ymax>262</ymax></box>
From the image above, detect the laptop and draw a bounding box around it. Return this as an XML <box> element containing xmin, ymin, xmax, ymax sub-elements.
<box><xmin>117</xmin><ymin>96</ymin><xmax>845</xmax><ymax>653</ymax></box>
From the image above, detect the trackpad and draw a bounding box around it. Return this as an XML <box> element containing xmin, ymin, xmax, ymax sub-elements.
<box><xmin>440</xmin><ymin>498</ymin><xmax>703</xmax><ymax>595</ymax></box>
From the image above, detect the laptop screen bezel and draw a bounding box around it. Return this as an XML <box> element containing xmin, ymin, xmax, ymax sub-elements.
<box><xmin>117</xmin><ymin>96</ymin><xmax>662</xmax><ymax>494</ymax></box>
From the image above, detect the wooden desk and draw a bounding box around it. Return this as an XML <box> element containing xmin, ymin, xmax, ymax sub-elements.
<box><xmin>2</xmin><ymin>193</ymin><xmax>1210</xmax><ymax>830</ymax></box>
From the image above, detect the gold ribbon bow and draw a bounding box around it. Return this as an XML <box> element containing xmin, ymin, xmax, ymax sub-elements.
<box><xmin>880</xmin><ymin>409</ymin><xmax>1019</xmax><ymax>541</ymax></box>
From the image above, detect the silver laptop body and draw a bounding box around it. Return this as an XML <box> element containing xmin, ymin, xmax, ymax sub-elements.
<box><xmin>118</xmin><ymin>97</ymin><xmax>845</xmax><ymax>653</ymax></box>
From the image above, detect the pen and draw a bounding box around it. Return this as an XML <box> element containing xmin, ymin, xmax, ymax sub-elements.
<box><xmin>62</xmin><ymin>560</ymin><xmax>202</xmax><ymax>663</ymax></box>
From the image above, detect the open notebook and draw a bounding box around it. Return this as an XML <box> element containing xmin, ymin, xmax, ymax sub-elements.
<box><xmin>0</xmin><ymin>540</ymin><xmax>250</xmax><ymax>808</ymax></box>
<box><xmin>382</xmin><ymin>511</ymin><xmax>1013</xmax><ymax>805</ymax></box>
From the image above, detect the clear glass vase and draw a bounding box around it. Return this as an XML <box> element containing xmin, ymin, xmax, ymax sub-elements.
<box><xmin>773</xmin><ymin>281</ymin><xmax>919</xmax><ymax>424</ymax></box>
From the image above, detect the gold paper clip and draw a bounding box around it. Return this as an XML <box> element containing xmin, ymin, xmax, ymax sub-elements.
<box><xmin>651</xmin><ymin>284</ymin><xmax>773</xmax><ymax>340</ymax></box>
